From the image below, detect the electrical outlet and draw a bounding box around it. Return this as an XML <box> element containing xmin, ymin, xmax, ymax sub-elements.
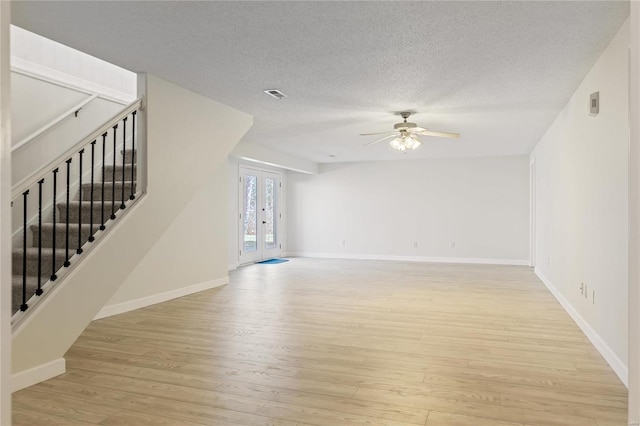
<box><xmin>412</xmin><ymin>241</ymin><xmax>418</xmax><ymax>248</ymax></box>
<box><xmin>341</xmin><ymin>240</ymin><xmax>346</xmax><ymax>247</ymax></box>
<box><xmin>450</xmin><ymin>242</ymin><xmax>456</xmax><ymax>249</ymax></box>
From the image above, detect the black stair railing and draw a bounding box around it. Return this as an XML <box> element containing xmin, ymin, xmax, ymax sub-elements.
<box><xmin>10</xmin><ymin>98</ymin><xmax>143</xmax><ymax>318</ymax></box>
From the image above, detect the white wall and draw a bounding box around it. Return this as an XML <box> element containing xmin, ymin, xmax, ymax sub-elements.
<box><xmin>103</xmin><ymin>163</ymin><xmax>229</xmax><ymax>310</ymax></box>
<box><xmin>532</xmin><ymin>19</ymin><xmax>629</xmax><ymax>384</ymax></box>
<box><xmin>11</xmin><ymin>71</ymin><xmax>87</xmax><ymax>144</ymax></box>
<box><xmin>10</xmin><ymin>26</ymin><xmax>137</xmax><ymax>192</ymax></box>
<box><xmin>11</xmin><ymin>25</ymin><xmax>136</xmax><ymax>102</ymax></box>
<box><xmin>287</xmin><ymin>156</ymin><xmax>529</xmax><ymax>264</ymax></box>
<box><xmin>12</xmin><ymin>74</ymin><xmax>252</xmax><ymax>380</ymax></box>
<box><xmin>0</xmin><ymin>2</ymin><xmax>11</xmax><ymax>423</ymax></box>
<box><xmin>630</xmin><ymin>2</ymin><xmax>640</xmax><ymax>420</ymax></box>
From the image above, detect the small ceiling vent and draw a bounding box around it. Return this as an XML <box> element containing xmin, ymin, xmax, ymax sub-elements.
<box><xmin>264</xmin><ymin>89</ymin><xmax>287</xmax><ymax>99</ymax></box>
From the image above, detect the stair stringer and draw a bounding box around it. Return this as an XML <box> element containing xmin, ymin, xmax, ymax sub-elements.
<box><xmin>11</xmin><ymin>74</ymin><xmax>253</xmax><ymax>382</ymax></box>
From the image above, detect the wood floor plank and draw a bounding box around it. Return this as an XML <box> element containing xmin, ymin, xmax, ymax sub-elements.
<box><xmin>13</xmin><ymin>388</ymin><xmax>121</xmax><ymax>424</ymax></box>
<box><xmin>425</xmin><ymin>411</ymin><xmax>526</xmax><ymax>426</ymax></box>
<box><xmin>12</xmin><ymin>259</ymin><xmax>628</xmax><ymax>425</ymax></box>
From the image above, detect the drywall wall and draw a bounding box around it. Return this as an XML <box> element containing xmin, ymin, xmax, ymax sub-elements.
<box><xmin>629</xmin><ymin>3</ymin><xmax>639</xmax><ymax>420</ymax></box>
<box><xmin>11</xmin><ymin>74</ymin><xmax>252</xmax><ymax>378</ymax></box>
<box><xmin>11</xmin><ymin>25</ymin><xmax>136</xmax><ymax>102</ymax></box>
<box><xmin>0</xmin><ymin>2</ymin><xmax>12</xmax><ymax>423</ymax></box>
<box><xmin>531</xmin><ymin>19</ymin><xmax>629</xmax><ymax>384</ymax></box>
<box><xmin>287</xmin><ymin>156</ymin><xmax>529</xmax><ymax>264</ymax></box>
<box><xmin>103</xmin><ymin>163</ymin><xmax>229</xmax><ymax>309</ymax></box>
<box><xmin>11</xmin><ymin>71</ymin><xmax>88</xmax><ymax>144</ymax></box>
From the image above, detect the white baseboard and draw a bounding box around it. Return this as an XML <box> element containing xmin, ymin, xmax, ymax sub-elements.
<box><xmin>535</xmin><ymin>268</ymin><xmax>628</xmax><ymax>387</ymax></box>
<box><xmin>287</xmin><ymin>252</ymin><xmax>529</xmax><ymax>266</ymax></box>
<box><xmin>93</xmin><ymin>276</ymin><xmax>229</xmax><ymax>320</ymax></box>
<box><xmin>228</xmin><ymin>262</ymin><xmax>239</xmax><ymax>271</ymax></box>
<box><xmin>12</xmin><ymin>358</ymin><xmax>65</xmax><ymax>392</ymax></box>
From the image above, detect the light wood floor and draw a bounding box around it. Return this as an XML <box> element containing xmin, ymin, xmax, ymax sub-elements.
<box><xmin>13</xmin><ymin>259</ymin><xmax>628</xmax><ymax>425</ymax></box>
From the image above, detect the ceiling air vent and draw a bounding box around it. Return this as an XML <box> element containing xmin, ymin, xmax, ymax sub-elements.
<box><xmin>263</xmin><ymin>89</ymin><xmax>287</xmax><ymax>99</ymax></box>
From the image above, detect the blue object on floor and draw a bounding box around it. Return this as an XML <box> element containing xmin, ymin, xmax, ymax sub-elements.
<box><xmin>257</xmin><ymin>258</ymin><xmax>289</xmax><ymax>264</ymax></box>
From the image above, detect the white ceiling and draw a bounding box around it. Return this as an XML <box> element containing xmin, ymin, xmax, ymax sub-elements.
<box><xmin>13</xmin><ymin>1</ymin><xmax>629</xmax><ymax>164</ymax></box>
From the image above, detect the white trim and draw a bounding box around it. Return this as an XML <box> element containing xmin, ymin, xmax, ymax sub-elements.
<box><xmin>529</xmin><ymin>157</ymin><xmax>536</xmax><ymax>267</ymax></box>
<box><xmin>11</xmin><ymin>57</ymin><xmax>134</xmax><ymax>105</ymax></box>
<box><xmin>535</xmin><ymin>267</ymin><xmax>629</xmax><ymax>387</ymax></box>
<box><xmin>286</xmin><ymin>252</ymin><xmax>529</xmax><ymax>266</ymax></box>
<box><xmin>12</xmin><ymin>358</ymin><xmax>65</xmax><ymax>392</ymax></box>
<box><xmin>93</xmin><ymin>276</ymin><xmax>229</xmax><ymax>320</ymax></box>
<box><xmin>228</xmin><ymin>262</ymin><xmax>239</xmax><ymax>271</ymax></box>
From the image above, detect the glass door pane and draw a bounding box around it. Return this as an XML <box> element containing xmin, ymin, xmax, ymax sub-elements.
<box><xmin>265</xmin><ymin>177</ymin><xmax>276</xmax><ymax>249</ymax></box>
<box><xmin>243</xmin><ymin>174</ymin><xmax>258</xmax><ymax>252</ymax></box>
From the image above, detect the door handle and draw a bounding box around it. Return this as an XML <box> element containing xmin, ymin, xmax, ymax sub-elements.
<box><xmin>262</xmin><ymin>221</ymin><xmax>266</xmax><ymax>224</ymax></box>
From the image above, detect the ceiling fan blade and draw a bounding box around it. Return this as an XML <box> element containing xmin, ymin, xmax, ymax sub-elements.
<box><xmin>359</xmin><ymin>131</ymin><xmax>397</xmax><ymax>136</ymax></box>
<box><xmin>363</xmin><ymin>134</ymin><xmax>398</xmax><ymax>147</ymax></box>
<box><xmin>414</xmin><ymin>129</ymin><xmax>460</xmax><ymax>139</ymax></box>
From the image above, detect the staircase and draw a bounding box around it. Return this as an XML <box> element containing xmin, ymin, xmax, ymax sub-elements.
<box><xmin>11</xmin><ymin>150</ymin><xmax>137</xmax><ymax>315</ymax></box>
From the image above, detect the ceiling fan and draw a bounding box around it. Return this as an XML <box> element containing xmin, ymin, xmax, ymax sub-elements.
<box><xmin>360</xmin><ymin>112</ymin><xmax>460</xmax><ymax>152</ymax></box>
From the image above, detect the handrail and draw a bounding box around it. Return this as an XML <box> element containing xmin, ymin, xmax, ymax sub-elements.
<box><xmin>12</xmin><ymin>97</ymin><xmax>143</xmax><ymax>200</ymax></box>
<box><xmin>12</xmin><ymin>94</ymin><xmax>99</xmax><ymax>153</ymax></box>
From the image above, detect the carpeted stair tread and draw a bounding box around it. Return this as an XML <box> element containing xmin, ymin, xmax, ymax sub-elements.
<box><xmin>30</xmin><ymin>223</ymin><xmax>95</xmax><ymax>249</ymax></box>
<box><xmin>122</xmin><ymin>149</ymin><xmax>136</xmax><ymax>163</ymax></box>
<box><xmin>81</xmin><ymin>181</ymin><xmax>136</xmax><ymax>201</ymax></box>
<box><xmin>58</xmin><ymin>201</ymin><xmax>111</xmax><ymax>225</ymax></box>
<box><xmin>12</xmin><ymin>247</ymin><xmax>65</xmax><ymax>276</ymax></box>
<box><xmin>104</xmin><ymin>164</ymin><xmax>137</xmax><ymax>182</ymax></box>
<box><xmin>12</xmin><ymin>275</ymin><xmax>41</xmax><ymax>314</ymax></box>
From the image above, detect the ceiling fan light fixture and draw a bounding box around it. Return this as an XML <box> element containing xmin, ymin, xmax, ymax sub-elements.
<box><xmin>390</xmin><ymin>134</ymin><xmax>421</xmax><ymax>152</ymax></box>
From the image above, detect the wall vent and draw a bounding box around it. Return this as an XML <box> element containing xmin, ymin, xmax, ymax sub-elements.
<box><xmin>264</xmin><ymin>89</ymin><xmax>287</xmax><ymax>99</ymax></box>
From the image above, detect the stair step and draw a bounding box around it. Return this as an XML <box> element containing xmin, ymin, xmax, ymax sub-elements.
<box><xmin>81</xmin><ymin>181</ymin><xmax>136</xmax><ymax>202</ymax></box>
<box><xmin>12</xmin><ymin>275</ymin><xmax>42</xmax><ymax>315</ymax></box>
<box><xmin>103</xmin><ymin>164</ymin><xmax>137</xmax><ymax>182</ymax></box>
<box><xmin>12</xmin><ymin>247</ymin><xmax>66</xmax><ymax>277</ymax></box>
<box><xmin>57</xmin><ymin>201</ymin><xmax>109</xmax><ymax>226</ymax></box>
<box><xmin>122</xmin><ymin>149</ymin><xmax>136</xmax><ymax>163</ymax></box>
<box><xmin>31</xmin><ymin>223</ymin><xmax>94</xmax><ymax>249</ymax></box>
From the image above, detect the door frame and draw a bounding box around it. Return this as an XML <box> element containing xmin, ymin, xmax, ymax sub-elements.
<box><xmin>238</xmin><ymin>165</ymin><xmax>282</xmax><ymax>264</ymax></box>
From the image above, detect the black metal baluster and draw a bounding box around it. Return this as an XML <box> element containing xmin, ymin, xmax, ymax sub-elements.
<box><xmin>120</xmin><ymin>117</ymin><xmax>127</xmax><ymax>210</ymax></box>
<box><xmin>111</xmin><ymin>124</ymin><xmax>117</xmax><ymax>220</ymax></box>
<box><xmin>36</xmin><ymin>179</ymin><xmax>44</xmax><ymax>296</ymax></box>
<box><xmin>20</xmin><ymin>190</ymin><xmax>29</xmax><ymax>311</ymax></box>
<box><xmin>51</xmin><ymin>168</ymin><xmax>58</xmax><ymax>281</ymax></box>
<box><xmin>89</xmin><ymin>140</ymin><xmax>96</xmax><ymax>242</ymax></box>
<box><xmin>100</xmin><ymin>132</ymin><xmax>107</xmax><ymax>230</ymax></box>
<box><xmin>64</xmin><ymin>158</ymin><xmax>72</xmax><ymax>267</ymax></box>
<box><xmin>77</xmin><ymin>149</ymin><xmax>84</xmax><ymax>255</ymax></box>
<box><xmin>130</xmin><ymin>111</ymin><xmax>136</xmax><ymax>200</ymax></box>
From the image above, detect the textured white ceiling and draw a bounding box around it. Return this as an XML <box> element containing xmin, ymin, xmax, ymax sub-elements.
<box><xmin>13</xmin><ymin>1</ymin><xmax>629</xmax><ymax>163</ymax></box>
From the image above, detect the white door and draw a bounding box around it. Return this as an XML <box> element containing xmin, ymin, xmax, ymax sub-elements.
<box><xmin>239</xmin><ymin>167</ymin><xmax>282</xmax><ymax>264</ymax></box>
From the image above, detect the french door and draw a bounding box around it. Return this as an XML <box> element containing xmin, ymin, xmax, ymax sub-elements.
<box><xmin>239</xmin><ymin>167</ymin><xmax>281</xmax><ymax>264</ymax></box>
